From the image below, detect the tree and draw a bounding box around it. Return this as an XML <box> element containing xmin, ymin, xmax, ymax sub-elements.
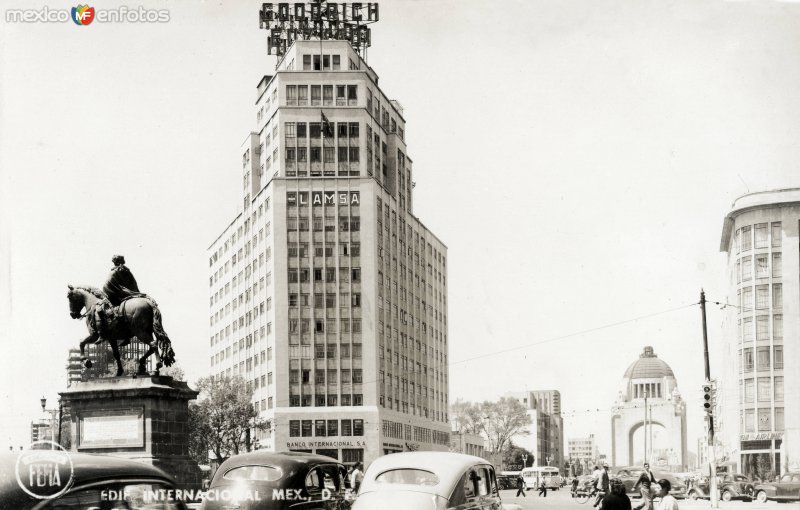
<box><xmin>449</xmin><ymin>397</ymin><xmax>532</xmax><ymax>457</ymax></box>
<box><xmin>188</xmin><ymin>376</ymin><xmax>270</xmax><ymax>465</ymax></box>
<box><xmin>451</xmin><ymin>399</ymin><xmax>484</xmax><ymax>435</ymax></box>
<box><xmin>480</xmin><ymin>397</ymin><xmax>532</xmax><ymax>455</ymax></box>
<box><xmin>503</xmin><ymin>443</ymin><xmax>535</xmax><ymax>470</ymax></box>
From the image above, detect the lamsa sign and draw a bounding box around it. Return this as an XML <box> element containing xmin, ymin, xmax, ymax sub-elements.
<box><xmin>287</xmin><ymin>191</ymin><xmax>360</xmax><ymax>206</ymax></box>
<box><xmin>259</xmin><ymin>2</ymin><xmax>379</xmax><ymax>57</ymax></box>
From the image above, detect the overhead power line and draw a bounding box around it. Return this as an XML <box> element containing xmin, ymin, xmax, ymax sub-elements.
<box><xmin>450</xmin><ymin>302</ymin><xmax>699</xmax><ymax>366</ymax></box>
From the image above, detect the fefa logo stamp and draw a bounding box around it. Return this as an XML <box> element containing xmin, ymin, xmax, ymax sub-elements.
<box><xmin>15</xmin><ymin>441</ymin><xmax>75</xmax><ymax>500</ymax></box>
<box><xmin>71</xmin><ymin>5</ymin><xmax>95</xmax><ymax>26</ymax></box>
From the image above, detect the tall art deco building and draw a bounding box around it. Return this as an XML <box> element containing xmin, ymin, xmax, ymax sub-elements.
<box><xmin>207</xmin><ymin>39</ymin><xmax>451</xmax><ymax>465</ymax></box>
<box><xmin>718</xmin><ymin>189</ymin><xmax>800</xmax><ymax>476</ymax></box>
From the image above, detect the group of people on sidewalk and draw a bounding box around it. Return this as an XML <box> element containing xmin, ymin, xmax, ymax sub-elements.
<box><xmin>559</xmin><ymin>462</ymin><xmax>678</xmax><ymax>510</ymax></box>
<box><xmin>592</xmin><ymin>462</ymin><xmax>679</xmax><ymax>510</ymax></box>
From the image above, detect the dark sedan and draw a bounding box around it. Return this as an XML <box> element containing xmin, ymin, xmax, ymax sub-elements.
<box><xmin>613</xmin><ymin>468</ymin><xmax>688</xmax><ymax>499</ymax></box>
<box><xmin>200</xmin><ymin>451</ymin><xmax>351</xmax><ymax>510</ymax></box>
<box><xmin>687</xmin><ymin>474</ymin><xmax>754</xmax><ymax>501</ymax></box>
<box><xmin>754</xmin><ymin>472</ymin><xmax>800</xmax><ymax>503</ymax></box>
<box><xmin>0</xmin><ymin>450</ymin><xmax>189</xmax><ymax>509</ymax></box>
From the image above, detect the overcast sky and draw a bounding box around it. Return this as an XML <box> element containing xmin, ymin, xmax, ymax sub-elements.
<box><xmin>2</xmin><ymin>0</ymin><xmax>799</xmax><ymax>457</ymax></box>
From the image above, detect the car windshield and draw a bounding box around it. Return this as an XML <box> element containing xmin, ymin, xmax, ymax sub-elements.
<box><xmin>375</xmin><ymin>468</ymin><xmax>440</xmax><ymax>486</ymax></box>
<box><xmin>41</xmin><ymin>482</ymin><xmax>185</xmax><ymax>509</ymax></box>
<box><xmin>223</xmin><ymin>465</ymin><xmax>282</xmax><ymax>482</ymax></box>
<box><xmin>733</xmin><ymin>475</ymin><xmax>747</xmax><ymax>482</ymax></box>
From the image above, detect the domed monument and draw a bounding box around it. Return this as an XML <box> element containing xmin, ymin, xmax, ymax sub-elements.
<box><xmin>610</xmin><ymin>346</ymin><xmax>687</xmax><ymax>469</ymax></box>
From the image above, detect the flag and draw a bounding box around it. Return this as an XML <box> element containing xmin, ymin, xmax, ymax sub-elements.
<box><xmin>321</xmin><ymin>111</ymin><xmax>334</xmax><ymax>138</ymax></box>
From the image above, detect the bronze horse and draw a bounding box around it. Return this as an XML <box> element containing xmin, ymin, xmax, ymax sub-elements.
<box><xmin>67</xmin><ymin>285</ymin><xmax>176</xmax><ymax>376</ymax></box>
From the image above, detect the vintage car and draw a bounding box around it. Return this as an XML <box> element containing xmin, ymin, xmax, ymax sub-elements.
<box><xmin>753</xmin><ymin>472</ymin><xmax>800</xmax><ymax>503</ymax></box>
<box><xmin>687</xmin><ymin>473</ymin><xmax>754</xmax><ymax>501</ymax></box>
<box><xmin>0</xmin><ymin>450</ymin><xmax>189</xmax><ymax>510</ymax></box>
<box><xmin>200</xmin><ymin>451</ymin><xmax>351</xmax><ymax>510</ymax></box>
<box><xmin>613</xmin><ymin>467</ymin><xmax>688</xmax><ymax>499</ymax></box>
<box><xmin>352</xmin><ymin>452</ymin><xmax>521</xmax><ymax>510</ymax></box>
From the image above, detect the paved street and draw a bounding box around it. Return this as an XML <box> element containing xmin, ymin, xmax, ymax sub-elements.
<box><xmin>499</xmin><ymin>489</ymin><xmax>800</xmax><ymax>510</ymax></box>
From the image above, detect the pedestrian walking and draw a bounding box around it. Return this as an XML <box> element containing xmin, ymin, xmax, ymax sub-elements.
<box><xmin>538</xmin><ymin>480</ymin><xmax>548</xmax><ymax>497</ymax></box>
<box><xmin>656</xmin><ymin>479</ymin><xmax>679</xmax><ymax>510</ymax></box>
<box><xmin>350</xmin><ymin>462</ymin><xmax>364</xmax><ymax>492</ymax></box>
<box><xmin>632</xmin><ymin>462</ymin><xmax>656</xmax><ymax>510</ymax></box>
<box><xmin>516</xmin><ymin>474</ymin><xmax>527</xmax><ymax>497</ymax></box>
<box><xmin>572</xmin><ymin>477</ymin><xmax>580</xmax><ymax>497</ymax></box>
<box><xmin>602</xmin><ymin>479</ymin><xmax>632</xmax><ymax>510</ymax></box>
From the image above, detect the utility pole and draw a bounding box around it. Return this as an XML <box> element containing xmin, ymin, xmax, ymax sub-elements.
<box><xmin>644</xmin><ymin>389</ymin><xmax>648</xmax><ymax>464</ymax></box>
<box><xmin>701</xmin><ymin>290</ymin><xmax>719</xmax><ymax>508</ymax></box>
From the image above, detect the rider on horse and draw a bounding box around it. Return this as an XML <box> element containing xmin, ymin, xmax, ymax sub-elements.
<box><xmin>95</xmin><ymin>255</ymin><xmax>145</xmax><ymax>344</ymax></box>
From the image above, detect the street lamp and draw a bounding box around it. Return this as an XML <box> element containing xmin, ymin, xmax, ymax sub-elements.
<box><xmin>40</xmin><ymin>396</ymin><xmax>61</xmax><ymax>449</ymax></box>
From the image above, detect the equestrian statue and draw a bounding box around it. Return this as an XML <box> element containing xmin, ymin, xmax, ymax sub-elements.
<box><xmin>67</xmin><ymin>255</ymin><xmax>176</xmax><ymax>376</ymax></box>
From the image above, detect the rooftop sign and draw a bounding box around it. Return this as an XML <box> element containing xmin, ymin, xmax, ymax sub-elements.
<box><xmin>259</xmin><ymin>2</ymin><xmax>379</xmax><ymax>57</ymax></box>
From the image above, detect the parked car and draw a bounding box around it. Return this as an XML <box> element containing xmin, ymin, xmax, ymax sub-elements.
<box><xmin>753</xmin><ymin>472</ymin><xmax>800</xmax><ymax>503</ymax></box>
<box><xmin>613</xmin><ymin>467</ymin><xmax>688</xmax><ymax>499</ymax></box>
<box><xmin>0</xmin><ymin>450</ymin><xmax>189</xmax><ymax>509</ymax></box>
<box><xmin>496</xmin><ymin>473</ymin><xmax>518</xmax><ymax>490</ymax></box>
<box><xmin>352</xmin><ymin>452</ymin><xmax>521</xmax><ymax>510</ymax></box>
<box><xmin>687</xmin><ymin>474</ymin><xmax>754</xmax><ymax>501</ymax></box>
<box><xmin>201</xmin><ymin>451</ymin><xmax>351</xmax><ymax>510</ymax></box>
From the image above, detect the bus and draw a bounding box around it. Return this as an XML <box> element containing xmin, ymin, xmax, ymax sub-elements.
<box><xmin>521</xmin><ymin>466</ymin><xmax>563</xmax><ymax>490</ymax></box>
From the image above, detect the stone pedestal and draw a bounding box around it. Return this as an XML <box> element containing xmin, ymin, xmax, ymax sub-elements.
<box><xmin>60</xmin><ymin>375</ymin><xmax>202</xmax><ymax>490</ymax></box>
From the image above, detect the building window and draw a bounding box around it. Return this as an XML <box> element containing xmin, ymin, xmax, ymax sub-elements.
<box><xmin>775</xmin><ymin>408</ymin><xmax>784</xmax><ymax>431</ymax></box>
<box><xmin>745</xmin><ymin>409</ymin><xmax>755</xmax><ymax>432</ymax></box>
<box><xmin>755</xmin><ymin>254</ymin><xmax>769</xmax><ymax>278</ymax></box>
<box><xmin>743</xmin><ymin>348</ymin><xmax>754</xmax><ymax>372</ymax></box>
<box><xmin>774</xmin><ymin>345</ymin><xmax>783</xmax><ymax>369</ymax></box>
<box><xmin>743</xmin><ymin>317</ymin><xmax>753</xmax><ymax>342</ymax></box>
<box><xmin>286</xmin><ymin>85</ymin><xmax>297</xmax><ymax>105</ymax></box>
<box><xmin>327</xmin><ymin>420</ymin><xmax>338</xmax><ymax>436</ymax></box>
<box><xmin>289</xmin><ymin>420</ymin><xmax>300</xmax><ymax>437</ymax></box>
<box><xmin>758</xmin><ymin>409</ymin><xmax>771</xmax><ymax>431</ymax></box>
<box><xmin>742</xmin><ymin>287</ymin><xmax>753</xmax><ymax>311</ymax></box>
<box><xmin>741</xmin><ymin>226</ymin><xmax>752</xmax><ymax>251</ymax></box>
<box><xmin>347</xmin><ymin>85</ymin><xmax>357</xmax><ymax>105</ymax></box>
<box><xmin>771</xmin><ymin>222</ymin><xmax>781</xmax><ymax>247</ymax></box>
<box><xmin>755</xmin><ymin>285</ymin><xmax>769</xmax><ymax>309</ymax></box>
<box><xmin>774</xmin><ymin>315</ymin><xmax>783</xmax><ymax>339</ymax></box>
<box><xmin>341</xmin><ymin>419</ymin><xmax>352</xmax><ymax>436</ymax></box>
<box><xmin>757</xmin><ymin>347</ymin><xmax>770</xmax><ymax>370</ymax></box>
<box><xmin>315</xmin><ymin>420</ymin><xmax>326</xmax><ymax>436</ymax></box>
<box><xmin>757</xmin><ymin>377</ymin><xmax>771</xmax><ymax>401</ymax></box>
<box><xmin>772</xmin><ymin>253</ymin><xmax>782</xmax><ymax>277</ymax></box>
<box><xmin>353</xmin><ymin>419</ymin><xmax>364</xmax><ymax>435</ymax></box>
<box><xmin>301</xmin><ymin>420</ymin><xmax>312</xmax><ymax>437</ymax></box>
<box><xmin>754</xmin><ymin>223</ymin><xmax>768</xmax><ymax>248</ymax></box>
<box><xmin>744</xmin><ymin>378</ymin><xmax>754</xmax><ymax>403</ymax></box>
<box><xmin>741</xmin><ymin>256</ymin><xmax>752</xmax><ymax>281</ymax></box>
<box><xmin>756</xmin><ymin>316</ymin><xmax>768</xmax><ymax>341</ymax></box>
<box><xmin>774</xmin><ymin>376</ymin><xmax>784</xmax><ymax>401</ymax></box>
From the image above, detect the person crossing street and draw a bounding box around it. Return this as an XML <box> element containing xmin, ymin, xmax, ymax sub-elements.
<box><xmin>516</xmin><ymin>474</ymin><xmax>527</xmax><ymax>498</ymax></box>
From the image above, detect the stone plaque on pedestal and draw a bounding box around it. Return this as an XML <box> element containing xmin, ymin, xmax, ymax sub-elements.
<box><xmin>60</xmin><ymin>375</ymin><xmax>202</xmax><ymax>490</ymax></box>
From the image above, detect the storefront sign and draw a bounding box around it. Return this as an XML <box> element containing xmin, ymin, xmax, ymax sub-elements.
<box><xmin>259</xmin><ymin>2</ymin><xmax>379</xmax><ymax>57</ymax></box>
<box><xmin>382</xmin><ymin>442</ymin><xmax>403</xmax><ymax>449</ymax></box>
<box><xmin>740</xmin><ymin>432</ymin><xmax>783</xmax><ymax>441</ymax></box>
<box><xmin>287</xmin><ymin>439</ymin><xmax>366</xmax><ymax>449</ymax></box>
<box><xmin>287</xmin><ymin>191</ymin><xmax>360</xmax><ymax>206</ymax></box>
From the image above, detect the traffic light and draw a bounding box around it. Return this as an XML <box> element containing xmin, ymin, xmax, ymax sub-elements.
<box><xmin>702</xmin><ymin>382</ymin><xmax>713</xmax><ymax>414</ymax></box>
